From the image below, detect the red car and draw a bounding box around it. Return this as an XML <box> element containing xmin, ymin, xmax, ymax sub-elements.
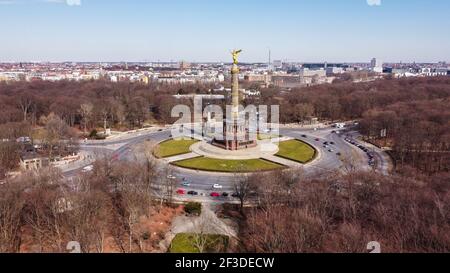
<box><xmin>210</xmin><ymin>192</ymin><xmax>220</xmax><ymax>197</ymax></box>
<box><xmin>176</xmin><ymin>189</ymin><xmax>186</xmax><ymax>195</ymax></box>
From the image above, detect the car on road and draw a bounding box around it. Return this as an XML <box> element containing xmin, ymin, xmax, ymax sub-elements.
<box><xmin>212</xmin><ymin>184</ymin><xmax>223</xmax><ymax>189</ymax></box>
<box><xmin>210</xmin><ymin>192</ymin><xmax>220</xmax><ymax>197</ymax></box>
<box><xmin>167</xmin><ymin>175</ymin><xmax>177</xmax><ymax>180</ymax></box>
<box><xmin>329</xmin><ymin>142</ymin><xmax>335</xmax><ymax>145</ymax></box>
<box><xmin>323</xmin><ymin>142</ymin><xmax>328</xmax><ymax>145</ymax></box>
<box><xmin>222</xmin><ymin>192</ymin><xmax>229</xmax><ymax>197</ymax></box>
<box><xmin>158</xmin><ymin>129</ymin><xmax>163</xmax><ymax>132</ymax></box>
<box><xmin>315</xmin><ymin>138</ymin><xmax>320</xmax><ymax>141</ymax></box>
<box><xmin>301</xmin><ymin>135</ymin><xmax>307</xmax><ymax>138</ymax></box>
<box><xmin>187</xmin><ymin>191</ymin><xmax>198</xmax><ymax>196</ymax></box>
<box><xmin>328</xmin><ymin>149</ymin><xmax>334</xmax><ymax>153</ymax></box>
<box><xmin>82</xmin><ymin>165</ymin><xmax>94</xmax><ymax>173</ymax></box>
<box><xmin>182</xmin><ymin>182</ymin><xmax>191</xmax><ymax>187</ymax></box>
<box><xmin>336</xmin><ymin>152</ymin><xmax>342</xmax><ymax>156</ymax></box>
<box><xmin>176</xmin><ymin>189</ymin><xmax>186</xmax><ymax>195</ymax></box>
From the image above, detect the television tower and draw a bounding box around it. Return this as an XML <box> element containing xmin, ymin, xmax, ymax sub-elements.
<box><xmin>268</xmin><ymin>49</ymin><xmax>272</xmax><ymax>71</ymax></box>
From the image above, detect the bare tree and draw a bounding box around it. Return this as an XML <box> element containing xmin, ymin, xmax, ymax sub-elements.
<box><xmin>40</xmin><ymin>112</ymin><xmax>78</xmax><ymax>160</ymax></box>
<box><xmin>17</xmin><ymin>92</ymin><xmax>34</xmax><ymax>122</ymax></box>
<box><xmin>79</xmin><ymin>103</ymin><xmax>94</xmax><ymax>134</ymax></box>
<box><xmin>0</xmin><ymin>181</ymin><xmax>26</xmax><ymax>252</ymax></box>
<box><xmin>233</xmin><ymin>172</ymin><xmax>257</xmax><ymax>213</ymax></box>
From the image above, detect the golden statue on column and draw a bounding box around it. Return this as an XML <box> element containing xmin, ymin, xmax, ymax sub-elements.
<box><xmin>211</xmin><ymin>49</ymin><xmax>257</xmax><ymax>151</ymax></box>
<box><xmin>231</xmin><ymin>49</ymin><xmax>242</xmax><ymax>65</ymax></box>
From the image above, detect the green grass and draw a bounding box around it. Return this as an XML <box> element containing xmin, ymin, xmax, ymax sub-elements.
<box><xmin>276</xmin><ymin>139</ymin><xmax>316</xmax><ymax>164</ymax></box>
<box><xmin>154</xmin><ymin>138</ymin><xmax>198</xmax><ymax>158</ymax></box>
<box><xmin>169</xmin><ymin>233</ymin><xmax>229</xmax><ymax>253</ymax></box>
<box><xmin>172</xmin><ymin>157</ymin><xmax>284</xmax><ymax>172</ymax></box>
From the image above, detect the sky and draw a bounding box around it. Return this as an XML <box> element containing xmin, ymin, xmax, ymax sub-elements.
<box><xmin>0</xmin><ymin>0</ymin><xmax>449</xmax><ymax>63</ymax></box>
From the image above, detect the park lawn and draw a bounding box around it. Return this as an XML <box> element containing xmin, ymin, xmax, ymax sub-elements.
<box><xmin>172</xmin><ymin>157</ymin><xmax>284</xmax><ymax>172</ymax></box>
<box><xmin>154</xmin><ymin>138</ymin><xmax>198</xmax><ymax>158</ymax></box>
<box><xmin>276</xmin><ymin>139</ymin><xmax>316</xmax><ymax>163</ymax></box>
<box><xmin>169</xmin><ymin>233</ymin><xmax>229</xmax><ymax>253</ymax></box>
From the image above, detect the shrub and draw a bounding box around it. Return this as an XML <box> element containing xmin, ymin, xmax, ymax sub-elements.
<box><xmin>184</xmin><ymin>202</ymin><xmax>202</xmax><ymax>215</ymax></box>
<box><xmin>89</xmin><ymin>129</ymin><xmax>98</xmax><ymax>138</ymax></box>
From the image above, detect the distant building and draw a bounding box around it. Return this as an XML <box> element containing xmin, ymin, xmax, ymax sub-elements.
<box><xmin>173</xmin><ymin>94</ymin><xmax>225</xmax><ymax>100</ymax></box>
<box><xmin>244</xmin><ymin>74</ymin><xmax>272</xmax><ymax>87</ymax></box>
<box><xmin>179</xmin><ymin>61</ymin><xmax>191</xmax><ymax>70</ymax></box>
<box><xmin>371</xmin><ymin>58</ymin><xmax>383</xmax><ymax>73</ymax></box>
<box><xmin>243</xmin><ymin>89</ymin><xmax>261</xmax><ymax>97</ymax></box>
<box><xmin>273</xmin><ymin>60</ymin><xmax>283</xmax><ymax>69</ymax></box>
<box><xmin>326</xmin><ymin>67</ymin><xmax>344</xmax><ymax>76</ymax></box>
<box><xmin>272</xmin><ymin>75</ymin><xmax>303</xmax><ymax>88</ymax></box>
<box><xmin>20</xmin><ymin>153</ymin><xmax>49</xmax><ymax>171</ymax></box>
<box><xmin>140</xmin><ymin>75</ymin><xmax>149</xmax><ymax>85</ymax></box>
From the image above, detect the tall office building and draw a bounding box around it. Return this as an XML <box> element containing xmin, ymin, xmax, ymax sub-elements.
<box><xmin>371</xmin><ymin>58</ymin><xmax>383</xmax><ymax>73</ymax></box>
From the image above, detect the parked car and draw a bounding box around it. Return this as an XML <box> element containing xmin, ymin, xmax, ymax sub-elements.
<box><xmin>222</xmin><ymin>192</ymin><xmax>229</xmax><ymax>197</ymax></box>
<box><xmin>210</xmin><ymin>192</ymin><xmax>220</xmax><ymax>197</ymax></box>
<box><xmin>176</xmin><ymin>189</ymin><xmax>186</xmax><ymax>195</ymax></box>
<box><xmin>167</xmin><ymin>175</ymin><xmax>177</xmax><ymax>180</ymax></box>
<box><xmin>336</xmin><ymin>152</ymin><xmax>342</xmax><ymax>156</ymax></box>
<box><xmin>301</xmin><ymin>135</ymin><xmax>307</xmax><ymax>138</ymax></box>
<box><xmin>315</xmin><ymin>138</ymin><xmax>320</xmax><ymax>141</ymax></box>
<box><xmin>82</xmin><ymin>165</ymin><xmax>94</xmax><ymax>173</ymax></box>
<box><xmin>328</xmin><ymin>149</ymin><xmax>334</xmax><ymax>153</ymax></box>
<box><xmin>212</xmin><ymin>184</ymin><xmax>223</xmax><ymax>189</ymax></box>
<box><xmin>187</xmin><ymin>191</ymin><xmax>198</xmax><ymax>196</ymax></box>
<box><xmin>231</xmin><ymin>192</ymin><xmax>239</xmax><ymax>198</ymax></box>
<box><xmin>329</xmin><ymin>142</ymin><xmax>335</xmax><ymax>145</ymax></box>
<box><xmin>182</xmin><ymin>182</ymin><xmax>191</xmax><ymax>187</ymax></box>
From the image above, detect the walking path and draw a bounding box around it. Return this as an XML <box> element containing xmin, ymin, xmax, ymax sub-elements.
<box><xmin>261</xmin><ymin>154</ymin><xmax>302</xmax><ymax>168</ymax></box>
<box><xmin>164</xmin><ymin>152</ymin><xmax>200</xmax><ymax>163</ymax></box>
<box><xmin>159</xmin><ymin>203</ymin><xmax>238</xmax><ymax>252</ymax></box>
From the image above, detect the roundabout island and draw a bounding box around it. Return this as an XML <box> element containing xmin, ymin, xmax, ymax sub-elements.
<box><xmin>154</xmin><ymin>137</ymin><xmax>316</xmax><ymax>173</ymax></box>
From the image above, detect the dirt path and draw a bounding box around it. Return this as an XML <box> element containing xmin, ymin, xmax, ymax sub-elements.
<box><xmin>159</xmin><ymin>203</ymin><xmax>238</xmax><ymax>252</ymax></box>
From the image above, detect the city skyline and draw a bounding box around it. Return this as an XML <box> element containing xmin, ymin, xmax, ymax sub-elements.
<box><xmin>1</xmin><ymin>0</ymin><xmax>450</xmax><ymax>63</ymax></box>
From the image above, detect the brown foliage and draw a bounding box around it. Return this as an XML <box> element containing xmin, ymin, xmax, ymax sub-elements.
<box><xmin>240</xmin><ymin>171</ymin><xmax>450</xmax><ymax>253</ymax></box>
<box><xmin>0</xmin><ymin>160</ymin><xmax>181</xmax><ymax>253</ymax></box>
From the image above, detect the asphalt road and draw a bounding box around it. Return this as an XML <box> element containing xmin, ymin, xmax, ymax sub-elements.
<box><xmin>63</xmin><ymin>126</ymin><xmax>388</xmax><ymax>202</ymax></box>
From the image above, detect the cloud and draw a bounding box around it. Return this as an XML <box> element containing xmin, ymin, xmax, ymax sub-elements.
<box><xmin>43</xmin><ymin>0</ymin><xmax>81</xmax><ymax>6</ymax></box>
<box><xmin>66</xmin><ymin>0</ymin><xmax>81</xmax><ymax>6</ymax></box>
<box><xmin>0</xmin><ymin>0</ymin><xmax>82</xmax><ymax>5</ymax></box>
<box><xmin>367</xmin><ymin>0</ymin><xmax>381</xmax><ymax>6</ymax></box>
